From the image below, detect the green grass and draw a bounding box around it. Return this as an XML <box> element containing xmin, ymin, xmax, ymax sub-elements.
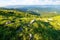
<box><xmin>0</xmin><ymin>10</ymin><xmax>60</xmax><ymax>40</ymax></box>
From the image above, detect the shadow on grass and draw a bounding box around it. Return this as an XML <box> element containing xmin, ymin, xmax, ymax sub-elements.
<box><xmin>33</xmin><ymin>21</ymin><xmax>60</xmax><ymax>40</ymax></box>
<box><xmin>0</xmin><ymin>20</ymin><xmax>60</xmax><ymax>40</ymax></box>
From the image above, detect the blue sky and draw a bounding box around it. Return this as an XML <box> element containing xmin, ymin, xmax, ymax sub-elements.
<box><xmin>0</xmin><ymin>0</ymin><xmax>60</xmax><ymax>7</ymax></box>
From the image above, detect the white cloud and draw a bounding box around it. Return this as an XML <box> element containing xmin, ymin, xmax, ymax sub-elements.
<box><xmin>0</xmin><ymin>0</ymin><xmax>60</xmax><ymax>7</ymax></box>
<box><xmin>15</xmin><ymin>0</ymin><xmax>60</xmax><ymax>5</ymax></box>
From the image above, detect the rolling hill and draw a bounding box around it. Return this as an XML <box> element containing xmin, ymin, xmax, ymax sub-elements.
<box><xmin>3</xmin><ymin>5</ymin><xmax>60</xmax><ymax>17</ymax></box>
<box><xmin>0</xmin><ymin>9</ymin><xmax>60</xmax><ymax>40</ymax></box>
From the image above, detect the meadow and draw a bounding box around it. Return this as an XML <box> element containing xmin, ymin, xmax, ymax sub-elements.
<box><xmin>0</xmin><ymin>10</ymin><xmax>60</xmax><ymax>40</ymax></box>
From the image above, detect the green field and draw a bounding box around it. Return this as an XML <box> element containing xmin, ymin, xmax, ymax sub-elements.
<box><xmin>0</xmin><ymin>10</ymin><xmax>60</xmax><ymax>40</ymax></box>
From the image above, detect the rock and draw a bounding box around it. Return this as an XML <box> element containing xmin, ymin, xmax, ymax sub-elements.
<box><xmin>30</xmin><ymin>34</ymin><xmax>32</xmax><ymax>38</ymax></box>
<box><xmin>5</xmin><ymin>21</ymin><xmax>11</xmax><ymax>24</ymax></box>
<box><xmin>19</xmin><ymin>27</ymin><xmax>23</xmax><ymax>31</ymax></box>
<box><xmin>16</xmin><ymin>27</ymin><xmax>23</xmax><ymax>33</ymax></box>
<box><xmin>30</xmin><ymin>19</ymin><xmax>36</xmax><ymax>24</ymax></box>
<box><xmin>29</xmin><ymin>34</ymin><xmax>33</xmax><ymax>40</ymax></box>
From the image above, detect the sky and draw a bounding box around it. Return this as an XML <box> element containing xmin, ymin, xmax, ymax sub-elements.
<box><xmin>0</xmin><ymin>0</ymin><xmax>60</xmax><ymax>7</ymax></box>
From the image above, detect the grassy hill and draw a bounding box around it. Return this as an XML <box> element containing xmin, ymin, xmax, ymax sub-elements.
<box><xmin>0</xmin><ymin>10</ymin><xmax>60</xmax><ymax>40</ymax></box>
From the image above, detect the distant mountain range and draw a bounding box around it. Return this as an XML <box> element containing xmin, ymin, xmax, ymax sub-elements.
<box><xmin>4</xmin><ymin>5</ymin><xmax>60</xmax><ymax>12</ymax></box>
<box><xmin>0</xmin><ymin>5</ymin><xmax>59</xmax><ymax>17</ymax></box>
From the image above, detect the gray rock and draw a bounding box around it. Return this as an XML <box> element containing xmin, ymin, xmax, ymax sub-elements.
<box><xmin>5</xmin><ymin>21</ymin><xmax>11</xmax><ymax>24</ymax></box>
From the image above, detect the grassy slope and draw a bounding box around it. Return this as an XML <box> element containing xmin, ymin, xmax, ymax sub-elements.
<box><xmin>0</xmin><ymin>10</ymin><xmax>60</xmax><ymax>40</ymax></box>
